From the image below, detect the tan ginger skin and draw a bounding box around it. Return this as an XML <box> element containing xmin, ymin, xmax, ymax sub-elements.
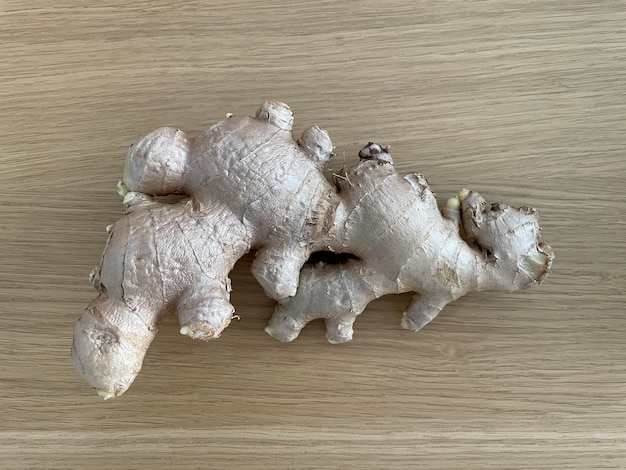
<box><xmin>72</xmin><ymin>102</ymin><xmax>554</xmax><ymax>399</ymax></box>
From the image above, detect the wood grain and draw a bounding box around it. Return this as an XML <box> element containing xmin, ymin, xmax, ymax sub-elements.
<box><xmin>1</xmin><ymin>1</ymin><xmax>625</xmax><ymax>468</ymax></box>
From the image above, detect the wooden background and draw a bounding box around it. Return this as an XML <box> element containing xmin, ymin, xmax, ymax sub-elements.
<box><xmin>1</xmin><ymin>1</ymin><xmax>625</xmax><ymax>468</ymax></box>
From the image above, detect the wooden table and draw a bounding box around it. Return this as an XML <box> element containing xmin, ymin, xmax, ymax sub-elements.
<box><xmin>1</xmin><ymin>1</ymin><xmax>624</xmax><ymax>468</ymax></box>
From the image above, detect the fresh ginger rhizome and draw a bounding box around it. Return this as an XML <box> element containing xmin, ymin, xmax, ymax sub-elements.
<box><xmin>73</xmin><ymin>101</ymin><xmax>553</xmax><ymax>398</ymax></box>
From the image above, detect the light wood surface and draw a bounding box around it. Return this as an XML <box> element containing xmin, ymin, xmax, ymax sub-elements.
<box><xmin>1</xmin><ymin>1</ymin><xmax>625</xmax><ymax>468</ymax></box>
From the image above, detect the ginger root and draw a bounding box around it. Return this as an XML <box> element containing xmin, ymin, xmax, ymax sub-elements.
<box><xmin>73</xmin><ymin>101</ymin><xmax>338</xmax><ymax>398</ymax></box>
<box><xmin>73</xmin><ymin>103</ymin><xmax>553</xmax><ymax>398</ymax></box>
<box><xmin>265</xmin><ymin>143</ymin><xmax>554</xmax><ymax>343</ymax></box>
